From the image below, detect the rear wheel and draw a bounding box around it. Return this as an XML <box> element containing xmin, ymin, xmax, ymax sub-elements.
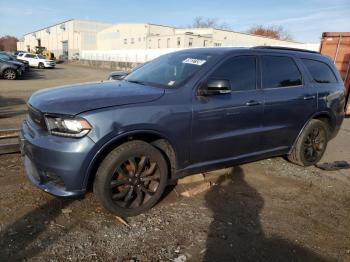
<box><xmin>38</xmin><ymin>62</ymin><xmax>45</xmax><ymax>69</ymax></box>
<box><xmin>3</xmin><ymin>69</ymin><xmax>17</xmax><ymax>80</ymax></box>
<box><xmin>288</xmin><ymin>119</ymin><xmax>329</xmax><ymax>166</ymax></box>
<box><xmin>93</xmin><ymin>140</ymin><xmax>168</xmax><ymax>217</ymax></box>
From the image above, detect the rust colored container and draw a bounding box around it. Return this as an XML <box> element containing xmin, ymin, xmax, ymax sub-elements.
<box><xmin>319</xmin><ymin>32</ymin><xmax>350</xmax><ymax>113</ymax></box>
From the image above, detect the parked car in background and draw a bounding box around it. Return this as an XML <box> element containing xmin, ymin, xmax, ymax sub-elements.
<box><xmin>107</xmin><ymin>62</ymin><xmax>147</xmax><ymax>80</ymax></box>
<box><xmin>57</xmin><ymin>54</ymin><xmax>68</xmax><ymax>64</ymax></box>
<box><xmin>20</xmin><ymin>47</ymin><xmax>345</xmax><ymax>217</ymax></box>
<box><xmin>72</xmin><ymin>52</ymin><xmax>80</xmax><ymax>60</ymax></box>
<box><xmin>20</xmin><ymin>53</ymin><xmax>56</xmax><ymax>69</ymax></box>
<box><xmin>14</xmin><ymin>50</ymin><xmax>27</xmax><ymax>56</ymax></box>
<box><xmin>0</xmin><ymin>59</ymin><xmax>23</xmax><ymax>80</ymax></box>
<box><xmin>0</xmin><ymin>52</ymin><xmax>29</xmax><ymax>71</ymax></box>
<box><xmin>16</xmin><ymin>52</ymin><xmax>26</xmax><ymax>58</ymax></box>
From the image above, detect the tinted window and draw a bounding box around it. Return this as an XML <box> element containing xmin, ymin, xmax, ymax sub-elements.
<box><xmin>0</xmin><ymin>54</ymin><xmax>10</xmax><ymax>60</ymax></box>
<box><xmin>262</xmin><ymin>56</ymin><xmax>302</xmax><ymax>88</ymax></box>
<box><xmin>210</xmin><ymin>56</ymin><xmax>256</xmax><ymax>91</ymax></box>
<box><xmin>25</xmin><ymin>54</ymin><xmax>35</xmax><ymax>58</ymax></box>
<box><xmin>302</xmin><ymin>59</ymin><xmax>337</xmax><ymax>83</ymax></box>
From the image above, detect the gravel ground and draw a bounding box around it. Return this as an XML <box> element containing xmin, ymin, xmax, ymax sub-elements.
<box><xmin>0</xmin><ymin>65</ymin><xmax>349</xmax><ymax>261</ymax></box>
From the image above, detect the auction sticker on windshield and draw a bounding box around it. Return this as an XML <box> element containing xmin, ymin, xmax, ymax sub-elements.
<box><xmin>182</xmin><ymin>58</ymin><xmax>207</xmax><ymax>66</ymax></box>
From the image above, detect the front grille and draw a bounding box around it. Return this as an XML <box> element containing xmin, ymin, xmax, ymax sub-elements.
<box><xmin>28</xmin><ymin>104</ymin><xmax>47</xmax><ymax>130</ymax></box>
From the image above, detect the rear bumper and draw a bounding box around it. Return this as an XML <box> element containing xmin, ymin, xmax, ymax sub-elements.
<box><xmin>20</xmin><ymin>120</ymin><xmax>95</xmax><ymax>198</ymax></box>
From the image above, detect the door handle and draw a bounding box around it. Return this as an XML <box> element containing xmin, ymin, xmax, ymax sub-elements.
<box><xmin>245</xmin><ymin>100</ymin><xmax>261</xmax><ymax>106</ymax></box>
<box><xmin>303</xmin><ymin>95</ymin><xmax>316</xmax><ymax>100</ymax></box>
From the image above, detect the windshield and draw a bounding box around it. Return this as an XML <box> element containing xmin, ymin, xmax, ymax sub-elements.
<box><xmin>37</xmin><ymin>55</ymin><xmax>46</xmax><ymax>59</ymax></box>
<box><xmin>125</xmin><ymin>51</ymin><xmax>216</xmax><ymax>88</ymax></box>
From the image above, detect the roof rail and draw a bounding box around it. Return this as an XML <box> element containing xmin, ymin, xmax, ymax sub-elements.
<box><xmin>253</xmin><ymin>46</ymin><xmax>319</xmax><ymax>54</ymax></box>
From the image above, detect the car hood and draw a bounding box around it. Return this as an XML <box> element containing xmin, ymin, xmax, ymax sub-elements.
<box><xmin>28</xmin><ymin>80</ymin><xmax>165</xmax><ymax>115</ymax></box>
<box><xmin>8</xmin><ymin>60</ymin><xmax>23</xmax><ymax>67</ymax></box>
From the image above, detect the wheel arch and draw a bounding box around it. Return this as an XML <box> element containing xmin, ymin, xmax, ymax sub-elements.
<box><xmin>84</xmin><ymin>130</ymin><xmax>177</xmax><ymax>190</ymax></box>
<box><xmin>288</xmin><ymin>111</ymin><xmax>334</xmax><ymax>154</ymax></box>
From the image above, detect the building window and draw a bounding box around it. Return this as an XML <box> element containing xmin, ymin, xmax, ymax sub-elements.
<box><xmin>138</xmin><ymin>37</ymin><xmax>142</xmax><ymax>42</ymax></box>
<box><xmin>167</xmin><ymin>38</ymin><xmax>170</xmax><ymax>48</ymax></box>
<box><xmin>158</xmin><ymin>39</ymin><xmax>161</xmax><ymax>48</ymax></box>
<box><xmin>214</xmin><ymin>43</ymin><xmax>222</xmax><ymax>47</ymax></box>
<box><xmin>189</xmin><ymin>38</ymin><xmax>193</xmax><ymax>47</ymax></box>
<box><xmin>124</xmin><ymin>39</ymin><xmax>127</xmax><ymax>44</ymax></box>
<box><xmin>204</xmin><ymin>40</ymin><xmax>208</xmax><ymax>47</ymax></box>
<box><xmin>131</xmin><ymin>38</ymin><xmax>134</xmax><ymax>44</ymax></box>
<box><xmin>177</xmin><ymin>37</ymin><xmax>181</xmax><ymax>47</ymax></box>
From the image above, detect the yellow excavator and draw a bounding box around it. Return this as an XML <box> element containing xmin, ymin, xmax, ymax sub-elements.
<box><xmin>31</xmin><ymin>46</ymin><xmax>55</xmax><ymax>60</ymax></box>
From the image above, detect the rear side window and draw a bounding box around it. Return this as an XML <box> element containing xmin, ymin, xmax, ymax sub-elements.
<box><xmin>210</xmin><ymin>56</ymin><xmax>256</xmax><ymax>91</ymax></box>
<box><xmin>302</xmin><ymin>59</ymin><xmax>337</xmax><ymax>83</ymax></box>
<box><xmin>262</xmin><ymin>56</ymin><xmax>302</xmax><ymax>88</ymax></box>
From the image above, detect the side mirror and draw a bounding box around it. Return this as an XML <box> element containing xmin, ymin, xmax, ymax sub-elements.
<box><xmin>199</xmin><ymin>79</ymin><xmax>231</xmax><ymax>96</ymax></box>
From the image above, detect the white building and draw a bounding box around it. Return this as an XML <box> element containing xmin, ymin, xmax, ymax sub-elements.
<box><xmin>17</xmin><ymin>19</ymin><xmax>112</xmax><ymax>59</ymax></box>
<box><xmin>18</xmin><ymin>19</ymin><xmax>310</xmax><ymax>60</ymax></box>
<box><xmin>96</xmin><ymin>23</ymin><xmax>301</xmax><ymax>50</ymax></box>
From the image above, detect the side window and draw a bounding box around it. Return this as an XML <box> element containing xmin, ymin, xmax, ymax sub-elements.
<box><xmin>262</xmin><ymin>56</ymin><xmax>302</xmax><ymax>88</ymax></box>
<box><xmin>302</xmin><ymin>59</ymin><xmax>337</xmax><ymax>83</ymax></box>
<box><xmin>0</xmin><ymin>54</ymin><xmax>9</xmax><ymax>60</ymax></box>
<box><xmin>210</xmin><ymin>56</ymin><xmax>256</xmax><ymax>91</ymax></box>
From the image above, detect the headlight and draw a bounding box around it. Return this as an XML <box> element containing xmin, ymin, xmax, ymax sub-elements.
<box><xmin>45</xmin><ymin>115</ymin><xmax>92</xmax><ymax>137</ymax></box>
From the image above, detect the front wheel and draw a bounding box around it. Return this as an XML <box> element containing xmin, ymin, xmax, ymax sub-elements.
<box><xmin>288</xmin><ymin>119</ymin><xmax>329</xmax><ymax>166</ymax></box>
<box><xmin>93</xmin><ymin>140</ymin><xmax>168</xmax><ymax>217</ymax></box>
<box><xmin>3</xmin><ymin>69</ymin><xmax>17</xmax><ymax>80</ymax></box>
<box><xmin>38</xmin><ymin>62</ymin><xmax>45</xmax><ymax>69</ymax></box>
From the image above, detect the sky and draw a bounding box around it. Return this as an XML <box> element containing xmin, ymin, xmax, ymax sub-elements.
<box><xmin>0</xmin><ymin>0</ymin><xmax>349</xmax><ymax>43</ymax></box>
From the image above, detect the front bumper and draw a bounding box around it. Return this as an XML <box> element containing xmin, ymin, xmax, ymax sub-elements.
<box><xmin>20</xmin><ymin>119</ymin><xmax>96</xmax><ymax>198</ymax></box>
<box><xmin>44</xmin><ymin>62</ymin><xmax>56</xmax><ymax>68</ymax></box>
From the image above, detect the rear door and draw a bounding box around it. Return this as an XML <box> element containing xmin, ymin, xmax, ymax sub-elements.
<box><xmin>260</xmin><ymin>54</ymin><xmax>317</xmax><ymax>152</ymax></box>
<box><xmin>24</xmin><ymin>54</ymin><xmax>36</xmax><ymax>66</ymax></box>
<box><xmin>191</xmin><ymin>55</ymin><xmax>264</xmax><ymax>164</ymax></box>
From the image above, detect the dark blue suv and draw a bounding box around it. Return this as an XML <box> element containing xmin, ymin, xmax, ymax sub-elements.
<box><xmin>20</xmin><ymin>47</ymin><xmax>345</xmax><ymax>216</ymax></box>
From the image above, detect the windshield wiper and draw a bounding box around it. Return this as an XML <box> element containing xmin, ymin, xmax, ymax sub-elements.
<box><xmin>126</xmin><ymin>80</ymin><xmax>146</xmax><ymax>85</ymax></box>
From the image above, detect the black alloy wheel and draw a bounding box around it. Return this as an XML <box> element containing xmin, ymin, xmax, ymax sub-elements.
<box><xmin>94</xmin><ymin>141</ymin><xmax>168</xmax><ymax>216</ymax></box>
<box><xmin>302</xmin><ymin>127</ymin><xmax>327</xmax><ymax>163</ymax></box>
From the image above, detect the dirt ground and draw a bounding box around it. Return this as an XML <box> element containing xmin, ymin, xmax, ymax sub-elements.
<box><xmin>0</xmin><ymin>65</ymin><xmax>349</xmax><ymax>261</ymax></box>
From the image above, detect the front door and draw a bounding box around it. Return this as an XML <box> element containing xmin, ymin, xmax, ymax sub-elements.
<box><xmin>62</xmin><ymin>41</ymin><xmax>68</xmax><ymax>59</ymax></box>
<box><xmin>191</xmin><ymin>55</ymin><xmax>264</xmax><ymax>165</ymax></box>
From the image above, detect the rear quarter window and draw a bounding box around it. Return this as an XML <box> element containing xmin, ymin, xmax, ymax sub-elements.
<box><xmin>302</xmin><ymin>59</ymin><xmax>337</xmax><ymax>83</ymax></box>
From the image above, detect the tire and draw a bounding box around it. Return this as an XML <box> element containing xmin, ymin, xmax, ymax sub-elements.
<box><xmin>38</xmin><ymin>62</ymin><xmax>45</xmax><ymax>69</ymax></box>
<box><xmin>3</xmin><ymin>68</ymin><xmax>17</xmax><ymax>80</ymax></box>
<box><xmin>93</xmin><ymin>140</ymin><xmax>168</xmax><ymax>217</ymax></box>
<box><xmin>288</xmin><ymin>119</ymin><xmax>329</xmax><ymax>166</ymax></box>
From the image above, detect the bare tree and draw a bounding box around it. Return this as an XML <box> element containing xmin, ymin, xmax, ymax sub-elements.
<box><xmin>247</xmin><ymin>25</ymin><xmax>293</xmax><ymax>41</ymax></box>
<box><xmin>0</xmin><ymin>35</ymin><xmax>18</xmax><ymax>51</ymax></box>
<box><xmin>189</xmin><ymin>16</ymin><xmax>232</xmax><ymax>30</ymax></box>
